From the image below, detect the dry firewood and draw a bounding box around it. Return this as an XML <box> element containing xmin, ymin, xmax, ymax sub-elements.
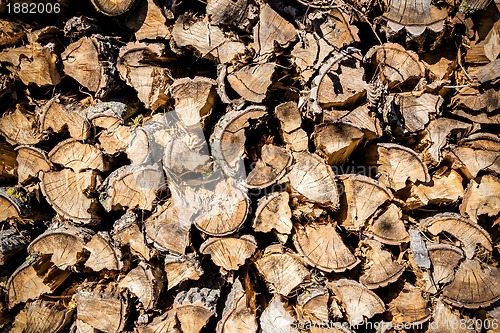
<box><xmin>442</xmin><ymin>258</ymin><xmax>500</xmax><ymax>309</ymax></box>
<box><xmin>118</xmin><ymin>261</ymin><xmax>163</xmax><ymax>310</ymax></box>
<box><xmin>227</xmin><ymin>63</ymin><xmax>276</xmax><ymax>103</ymax></box>
<box><xmin>420</xmin><ymin>212</ymin><xmax>492</xmax><ymax>259</ymax></box>
<box><xmin>128</xmin><ymin>0</ymin><xmax>171</xmax><ymax>41</ymax></box>
<box><xmin>75</xmin><ymin>284</ymin><xmax>130</xmax><ymax>333</ymax></box>
<box><xmin>389</xmin><ymin>283</ymin><xmax>431</xmax><ymax>326</ymax></box>
<box><xmin>85</xmin><ymin>101</ymin><xmax>128</xmax><ymax>129</ymax></box>
<box><xmin>136</xmin><ymin>308</ymin><xmax>180</xmax><ymax>333</ymax></box>
<box><xmin>101</xmin><ymin>164</ymin><xmax>164</xmax><ymax>212</ymax></box>
<box><xmin>174</xmin><ymin>287</ymin><xmax>220</xmax><ymax>333</ymax></box>
<box><xmin>89</xmin><ymin>0</ymin><xmax>135</xmax><ymax>16</ymax></box>
<box><xmin>0</xmin><ymin>42</ymin><xmax>61</xmax><ymax>86</ymax></box>
<box><xmin>0</xmin><ymin>188</ymin><xmax>29</xmax><ymax>223</ymax></box>
<box><xmin>117</xmin><ymin>42</ymin><xmax>171</xmax><ymax>110</ymax></box>
<box><xmin>0</xmin><ymin>105</ymin><xmax>42</xmax><ymax>146</ymax></box>
<box><xmin>254</xmin><ymin>244</ymin><xmax>310</xmax><ymax>296</ymax></box>
<box><xmin>473</xmin><ymin>58</ymin><xmax>500</xmax><ymax>85</ymax></box>
<box><xmin>37</xmin><ymin>96</ymin><xmax>91</xmax><ymax>140</ymax></box>
<box><xmin>287</xmin><ymin>151</ymin><xmax>340</xmax><ymax>208</ymax></box>
<box><xmin>7</xmin><ymin>254</ymin><xmax>71</xmax><ymax>308</ymax></box>
<box><xmin>293</xmin><ymin>221</ymin><xmax>359</xmax><ymax>273</ymax></box>
<box><xmin>144</xmin><ymin>199</ymin><xmax>190</xmax><ymax>255</ymax></box>
<box><xmin>15</xmin><ymin>146</ymin><xmax>51</xmax><ymax>184</ymax></box>
<box><xmin>40</xmin><ymin>169</ymin><xmax>101</xmax><ymax>225</ymax></box>
<box><xmin>0</xmin><ymin>227</ymin><xmax>28</xmax><ymax>265</ymax></box>
<box><xmin>260</xmin><ymin>295</ymin><xmax>298</xmax><ymax>333</ymax></box>
<box><xmin>449</xmin><ymin>87</ymin><xmax>500</xmax><ymax>124</ymax></box>
<box><xmin>200</xmin><ymin>235</ymin><xmax>257</xmax><ymax>271</ymax></box>
<box><xmin>409</xmin><ymin>228</ymin><xmax>431</xmax><ymax>271</ymax></box>
<box><xmin>84</xmin><ymin>231</ymin><xmax>123</xmax><ymax>271</ymax></box>
<box><xmin>98</xmin><ymin>125</ymin><xmax>134</xmax><ymax>155</ymax></box>
<box><xmin>11</xmin><ymin>299</ymin><xmax>73</xmax><ymax>333</ymax></box>
<box><xmin>247</xmin><ymin>144</ymin><xmax>292</xmax><ymax>189</ymax></box>
<box><xmin>427</xmin><ymin>299</ymin><xmax>475</xmax><ymax>333</ymax></box>
<box><xmin>251</xmin><ymin>3</ymin><xmax>296</xmax><ymax>61</ymax></box>
<box><xmin>127</xmin><ymin>115</ymin><xmax>167</xmax><ymax>166</ymax></box>
<box><xmin>172</xmin><ymin>15</ymin><xmax>245</xmax><ymax>63</ymax></box>
<box><xmin>364</xmin><ymin>43</ymin><xmax>425</xmax><ymax>88</ymax></box>
<box><xmin>359</xmin><ymin>239</ymin><xmax>405</xmax><ymax>289</ymax></box>
<box><xmin>367</xmin><ymin>143</ymin><xmax>430</xmax><ymax>191</ymax></box>
<box><xmin>401</xmin><ymin>168</ymin><xmax>465</xmax><ymax>210</ymax></box>
<box><xmin>465</xmin><ymin>2</ymin><xmax>500</xmax><ymax>64</ymax></box>
<box><xmin>328</xmin><ymin>279</ymin><xmax>385</xmax><ymax>326</ymax></box>
<box><xmin>323</xmin><ymin>106</ymin><xmax>383</xmax><ymax>140</ymax></box>
<box><xmin>61</xmin><ymin>35</ymin><xmax>119</xmax><ymax>98</ymax></box>
<box><xmin>381</xmin><ymin>0</ymin><xmax>447</xmax><ymax>46</ymax></box>
<box><xmin>164</xmin><ymin>254</ymin><xmax>203</xmax><ymax>290</ymax></box>
<box><xmin>274</xmin><ymin>102</ymin><xmax>308</xmax><ymax>152</ymax></box>
<box><xmin>0</xmin><ymin>143</ymin><xmax>17</xmax><ymax>184</ymax></box>
<box><xmin>367</xmin><ymin>203</ymin><xmax>410</xmax><ymax>245</ymax></box>
<box><xmin>206</xmin><ymin>0</ymin><xmax>248</xmax><ymax>26</ymax></box>
<box><xmin>313</xmin><ymin>122</ymin><xmax>364</xmax><ymax>165</ymax></box>
<box><xmin>0</xmin><ymin>19</ymin><xmax>25</xmax><ymax>46</ymax></box>
<box><xmin>427</xmin><ymin>244</ymin><xmax>463</xmax><ymax>286</ymax></box>
<box><xmin>63</xmin><ymin>16</ymin><xmax>103</xmax><ymax>39</ymax></box>
<box><xmin>419</xmin><ymin>117</ymin><xmax>471</xmax><ymax>167</ymax></box>
<box><xmin>216</xmin><ymin>278</ymin><xmax>258</xmax><ymax>333</ymax></box>
<box><xmin>317</xmin><ymin>57</ymin><xmax>368</xmax><ymax>110</ymax></box>
<box><xmin>113</xmin><ymin>210</ymin><xmax>154</xmax><ymax>261</ymax></box>
<box><xmin>253</xmin><ymin>191</ymin><xmax>292</xmax><ymax>241</ymax></box>
<box><xmin>461</xmin><ymin>174</ymin><xmax>500</xmax><ymax>222</ymax></box>
<box><xmin>338</xmin><ymin>174</ymin><xmax>393</xmax><ymax>230</ymax></box>
<box><xmin>296</xmin><ymin>284</ymin><xmax>329</xmax><ymax>324</ymax></box>
<box><xmin>48</xmin><ymin>139</ymin><xmax>107</xmax><ymax>172</ymax></box>
<box><xmin>27</xmin><ymin>224</ymin><xmax>94</xmax><ymax>270</ymax></box>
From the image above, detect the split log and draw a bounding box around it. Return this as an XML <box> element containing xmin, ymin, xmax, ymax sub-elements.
<box><xmin>260</xmin><ymin>295</ymin><xmax>298</xmax><ymax>333</ymax></box>
<box><xmin>136</xmin><ymin>309</ymin><xmax>180</xmax><ymax>333</ymax></box>
<box><xmin>227</xmin><ymin>63</ymin><xmax>276</xmax><ymax>103</ymax></box>
<box><xmin>246</xmin><ymin>144</ymin><xmax>292</xmax><ymax>189</ymax></box>
<box><xmin>293</xmin><ymin>221</ymin><xmax>359</xmax><ymax>273</ymax></box>
<box><xmin>118</xmin><ymin>261</ymin><xmax>163</xmax><ymax>310</ymax></box>
<box><xmin>389</xmin><ymin>283</ymin><xmax>431</xmax><ymax>327</ymax></box>
<box><xmin>0</xmin><ymin>106</ymin><xmax>42</xmax><ymax>146</ymax></box>
<box><xmin>0</xmin><ymin>19</ymin><xmax>25</xmax><ymax>46</ymax></box>
<box><xmin>98</xmin><ymin>125</ymin><xmax>134</xmax><ymax>155</ymax></box>
<box><xmin>89</xmin><ymin>0</ymin><xmax>135</xmax><ymax>16</ymax></box>
<box><xmin>253</xmin><ymin>191</ymin><xmax>292</xmax><ymax>241</ymax></box>
<box><xmin>359</xmin><ymin>239</ymin><xmax>405</xmax><ymax>289</ymax></box>
<box><xmin>367</xmin><ymin>203</ymin><xmax>410</xmax><ymax>245</ymax></box>
<box><xmin>472</xmin><ymin>58</ymin><xmax>500</xmax><ymax>85</ymax></box>
<box><xmin>274</xmin><ymin>102</ymin><xmax>308</xmax><ymax>152</ymax></box>
<box><xmin>113</xmin><ymin>210</ymin><xmax>154</xmax><ymax>261</ymax></box>
<box><xmin>85</xmin><ymin>100</ymin><xmax>128</xmax><ymax>129</ymax></box>
<box><xmin>0</xmin><ymin>227</ymin><xmax>28</xmax><ymax>265</ymax></box>
<box><xmin>254</xmin><ymin>245</ymin><xmax>310</xmax><ymax>296</ymax></box>
<box><xmin>323</xmin><ymin>106</ymin><xmax>383</xmax><ymax>140</ymax></box>
<box><xmin>128</xmin><ymin>0</ymin><xmax>171</xmax><ymax>41</ymax></box>
<box><xmin>11</xmin><ymin>299</ymin><xmax>73</xmax><ymax>333</ymax></box>
<box><xmin>296</xmin><ymin>285</ymin><xmax>330</xmax><ymax>325</ymax></box>
<box><xmin>0</xmin><ymin>188</ymin><xmax>29</xmax><ymax>223</ymax></box>
<box><xmin>84</xmin><ymin>231</ymin><xmax>123</xmax><ymax>271</ymax></box>
<box><xmin>450</xmin><ymin>87</ymin><xmax>500</xmax><ymax>124</ymax></box>
<box><xmin>328</xmin><ymin>279</ymin><xmax>385</xmax><ymax>326</ymax></box>
<box><xmin>48</xmin><ymin>139</ymin><xmax>107</xmax><ymax>172</ymax></box>
<box><xmin>15</xmin><ymin>146</ymin><xmax>51</xmax><ymax>184</ymax></box>
<box><xmin>216</xmin><ymin>279</ymin><xmax>258</xmax><ymax>333</ymax></box>
<box><xmin>206</xmin><ymin>0</ymin><xmax>248</xmax><ymax>26</ymax></box>
<box><xmin>75</xmin><ymin>284</ymin><xmax>130</xmax><ymax>333</ymax></box>
<box><xmin>427</xmin><ymin>244</ymin><xmax>463</xmax><ymax>287</ymax></box>
<box><xmin>0</xmin><ymin>143</ymin><xmax>17</xmax><ymax>184</ymax></box>
<box><xmin>464</xmin><ymin>2</ymin><xmax>500</xmax><ymax>64</ymax></box>
<box><xmin>40</xmin><ymin>169</ymin><xmax>101</xmax><ymax>225</ymax></box>
<box><xmin>200</xmin><ymin>235</ymin><xmax>257</xmax><ymax>271</ymax></box>
<box><xmin>313</xmin><ymin>122</ymin><xmax>364</xmax><ymax>165</ymax></box>
<box><xmin>174</xmin><ymin>287</ymin><xmax>219</xmax><ymax>333</ymax></box>
<box><xmin>164</xmin><ymin>254</ymin><xmax>203</xmax><ymax>290</ymax></box>
<box><xmin>428</xmin><ymin>299</ymin><xmax>476</xmax><ymax>333</ymax></box>
<box><xmin>461</xmin><ymin>174</ymin><xmax>500</xmax><ymax>222</ymax></box>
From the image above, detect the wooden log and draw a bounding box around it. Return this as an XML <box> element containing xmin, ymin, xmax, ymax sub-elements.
<box><xmin>0</xmin><ymin>227</ymin><xmax>28</xmax><ymax>265</ymax></box>
<box><xmin>200</xmin><ymin>235</ymin><xmax>257</xmax><ymax>271</ymax></box>
<box><xmin>84</xmin><ymin>231</ymin><xmax>123</xmax><ymax>271</ymax></box>
<box><xmin>48</xmin><ymin>138</ymin><xmax>108</xmax><ymax>172</ymax></box>
<box><xmin>296</xmin><ymin>284</ymin><xmax>330</xmax><ymax>325</ymax></box>
<box><xmin>428</xmin><ymin>299</ymin><xmax>475</xmax><ymax>333</ymax></box>
<box><xmin>323</xmin><ymin>106</ymin><xmax>383</xmax><ymax>140</ymax></box>
<box><xmin>366</xmin><ymin>203</ymin><xmax>410</xmax><ymax>245</ymax></box>
<box><xmin>246</xmin><ymin>144</ymin><xmax>292</xmax><ymax>189</ymax></box>
<box><xmin>0</xmin><ymin>188</ymin><xmax>29</xmax><ymax>223</ymax></box>
<box><xmin>128</xmin><ymin>0</ymin><xmax>171</xmax><ymax>41</ymax></box>
<box><xmin>359</xmin><ymin>239</ymin><xmax>405</xmax><ymax>289</ymax></box>
<box><xmin>253</xmin><ymin>191</ymin><xmax>292</xmax><ymax>242</ymax></box>
<box><xmin>227</xmin><ymin>63</ymin><xmax>276</xmax><ymax>103</ymax></box>
<box><xmin>313</xmin><ymin>122</ymin><xmax>364</xmax><ymax>165</ymax></box>
<box><xmin>450</xmin><ymin>87</ymin><xmax>500</xmax><ymax>124</ymax></box>
<box><xmin>164</xmin><ymin>254</ymin><xmax>203</xmax><ymax>290</ymax></box>
<box><xmin>0</xmin><ymin>19</ymin><xmax>25</xmax><ymax>47</ymax></box>
<box><xmin>0</xmin><ymin>105</ymin><xmax>42</xmax><ymax>146</ymax></box>
<box><xmin>206</xmin><ymin>0</ymin><xmax>248</xmax><ymax>26</ymax></box>
<box><xmin>0</xmin><ymin>143</ymin><xmax>17</xmax><ymax>184</ymax></box>
<box><xmin>85</xmin><ymin>100</ymin><xmax>128</xmax><ymax>129</ymax></box>
<box><xmin>11</xmin><ymin>299</ymin><xmax>73</xmax><ymax>333</ymax></box>
<box><xmin>113</xmin><ymin>210</ymin><xmax>154</xmax><ymax>261</ymax></box>
<box><xmin>389</xmin><ymin>283</ymin><xmax>431</xmax><ymax>327</ymax></box>
<box><xmin>90</xmin><ymin>0</ymin><xmax>136</xmax><ymax>16</ymax></box>
<box><xmin>118</xmin><ymin>261</ymin><xmax>163</xmax><ymax>310</ymax></box>
<box><xmin>427</xmin><ymin>244</ymin><xmax>463</xmax><ymax>287</ymax></box>
<box><xmin>274</xmin><ymin>102</ymin><xmax>308</xmax><ymax>152</ymax></box>
<box><xmin>461</xmin><ymin>174</ymin><xmax>500</xmax><ymax>223</ymax></box>
<box><xmin>136</xmin><ymin>308</ymin><xmax>180</xmax><ymax>333</ymax></box>
<box><xmin>260</xmin><ymin>295</ymin><xmax>299</xmax><ymax>333</ymax></box>
<box><xmin>174</xmin><ymin>287</ymin><xmax>219</xmax><ymax>333</ymax></box>
<box><xmin>15</xmin><ymin>146</ymin><xmax>51</xmax><ymax>184</ymax></box>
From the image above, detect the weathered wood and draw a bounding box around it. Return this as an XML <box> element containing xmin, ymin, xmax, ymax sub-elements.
<box><xmin>0</xmin><ymin>143</ymin><xmax>17</xmax><ymax>184</ymax></box>
<box><xmin>84</xmin><ymin>231</ymin><xmax>123</xmax><ymax>271</ymax></box>
<box><xmin>359</xmin><ymin>239</ymin><xmax>404</xmax><ymax>289</ymax></box>
<box><xmin>389</xmin><ymin>283</ymin><xmax>431</xmax><ymax>326</ymax></box>
<box><xmin>90</xmin><ymin>0</ymin><xmax>135</xmax><ymax>16</ymax></box>
<box><xmin>227</xmin><ymin>63</ymin><xmax>276</xmax><ymax>103</ymax></box>
<box><xmin>253</xmin><ymin>191</ymin><xmax>292</xmax><ymax>241</ymax></box>
<box><xmin>0</xmin><ymin>227</ymin><xmax>28</xmax><ymax>265</ymax></box>
<box><xmin>246</xmin><ymin>144</ymin><xmax>292</xmax><ymax>189</ymax></box>
<box><xmin>0</xmin><ymin>106</ymin><xmax>42</xmax><ymax>146</ymax></box>
<box><xmin>200</xmin><ymin>235</ymin><xmax>257</xmax><ymax>271</ymax></box>
<box><xmin>113</xmin><ymin>210</ymin><xmax>154</xmax><ymax>261</ymax></box>
<box><xmin>174</xmin><ymin>287</ymin><xmax>219</xmax><ymax>333</ymax></box>
<box><xmin>216</xmin><ymin>279</ymin><xmax>258</xmax><ymax>333</ymax></box>
<box><xmin>314</xmin><ymin>122</ymin><xmax>364</xmax><ymax>165</ymax></box>
<box><xmin>427</xmin><ymin>244</ymin><xmax>463</xmax><ymax>287</ymax></box>
<box><xmin>164</xmin><ymin>254</ymin><xmax>203</xmax><ymax>290</ymax></box>
<box><xmin>367</xmin><ymin>203</ymin><xmax>410</xmax><ymax>245</ymax></box>
<box><xmin>460</xmin><ymin>174</ymin><xmax>500</xmax><ymax>222</ymax></box>
<box><xmin>136</xmin><ymin>308</ymin><xmax>180</xmax><ymax>333</ymax></box>
<box><xmin>48</xmin><ymin>138</ymin><xmax>107</xmax><ymax>172</ymax></box>
<box><xmin>260</xmin><ymin>295</ymin><xmax>298</xmax><ymax>333</ymax></box>
<box><xmin>275</xmin><ymin>102</ymin><xmax>308</xmax><ymax>152</ymax></box>
<box><xmin>15</xmin><ymin>146</ymin><xmax>51</xmax><ymax>184</ymax></box>
<box><xmin>11</xmin><ymin>299</ymin><xmax>73</xmax><ymax>333</ymax></box>
<box><xmin>296</xmin><ymin>284</ymin><xmax>330</xmax><ymax>325</ymax></box>
<box><xmin>118</xmin><ymin>261</ymin><xmax>163</xmax><ymax>310</ymax></box>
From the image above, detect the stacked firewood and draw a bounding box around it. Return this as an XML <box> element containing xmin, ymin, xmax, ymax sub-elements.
<box><xmin>0</xmin><ymin>0</ymin><xmax>499</xmax><ymax>332</ymax></box>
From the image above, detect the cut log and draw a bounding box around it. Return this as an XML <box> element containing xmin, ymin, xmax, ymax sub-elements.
<box><xmin>0</xmin><ymin>19</ymin><xmax>25</xmax><ymax>46</ymax></box>
<box><xmin>85</xmin><ymin>101</ymin><xmax>127</xmax><ymax>129</ymax></box>
<box><xmin>464</xmin><ymin>2</ymin><xmax>500</xmax><ymax>64</ymax></box>
<box><xmin>15</xmin><ymin>146</ymin><xmax>51</xmax><ymax>184</ymax></box>
<box><xmin>144</xmin><ymin>199</ymin><xmax>190</xmax><ymax>255</ymax></box>
<box><xmin>0</xmin><ymin>227</ymin><xmax>28</xmax><ymax>265</ymax></box>
<box><xmin>472</xmin><ymin>58</ymin><xmax>500</xmax><ymax>85</ymax></box>
<box><xmin>274</xmin><ymin>102</ymin><xmax>308</xmax><ymax>152</ymax></box>
<box><xmin>359</xmin><ymin>239</ymin><xmax>405</xmax><ymax>289</ymax></box>
<box><xmin>27</xmin><ymin>224</ymin><xmax>94</xmax><ymax>270</ymax></box>
<box><xmin>420</xmin><ymin>212</ymin><xmax>493</xmax><ymax>258</ymax></box>
<box><xmin>38</xmin><ymin>96</ymin><xmax>91</xmax><ymax>140</ymax></box>
<box><xmin>216</xmin><ymin>278</ymin><xmax>258</xmax><ymax>333</ymax></box>
<box><xmin>450</xmin><ymin>87</ymin><xmax>500</xmax><ymax>124</ymax></box>
<box><xmin>40</xmin><ymin>169</ymin><xmax>101</xmax><ymax>225</ymax></box>
<box><xmin>128</xmin><ymin>0</ymin><xmax>170</xmax><ymax>41</ymax></box>
<box><xmin>227</xmin><ymin>63</ymin><xmax>276</xmax><ymax>103</ymax></box>
<box><xmin>90</xmin><ymin>0</ymin><xmax>135</xmax><ymax>16</ymax></box>
<box><xmin>164</xmin><ymin>254</ymin><xmax>203</xmax><ymax>290</ymax></box>
<box><xmin>200</xmin><ymin>235</ymin><xmax>257</xmax><ymax>271</ymax></box>
<box><xmin>328</xmin><ymin>279</ymin><xmax>385</xmax><ymax>326</ymax></box>
<box><xmin>75</xmin><ymin>284</ymin><xmax>130</xmax><ymax>333</ymax></box>
<box><xmin>254</xmin><ymin>244</ymin><xmax>310</xmax><ymax>296</ymax></box>
<box><xmin>367</xmin><ymin>143</ymin><xmax>430</xmax><ymax>191</ymax></box>
<box><xmin>7</xmin><ymin>254</ymin><xmax>71</xmax><ymax>308</ymax></box>
<box><xmin>389</xmin><ymin>283</ymin><xmax>431</xmax><ymax>326</ymax></box>
<box><xmin>0</xmin><ymin>42</ymin><xmax>61</xmax><ymax>86</ymax></box>
<box><xmin>61</xmin><ymin>35</ymin><xmax>119</xmax><ymax>98</ymax></box>
<box><xmin>0</xmin><ymin>143</ymin><xmax>17</xmax><ymax>184</ymax></box>
<box><xmin>442</xmin><ymin>258</ymin><xmax>500</xmax><ymax>309</ymax></box>
<box><xmin>118</xmin><ymin>261</ymin><xmax>163</xmax><ymax>310</ymax></box>
<box><xmin>427</xmin><ymin>244</ymin><xmax>463</xmax><ymax>286</ymax></box>
<box><xmin>113</xmin><ymin>210</ymin><xmax>154</xmax><ymax>261</ymax></box>
<box><xmin>206</xmin><ymin>0</ymin><xmax>248</xmax><ymax>26</ymax></box>
<box><xmin>460</xmin><ymin>174</ymin><xmax>500</xmax><ymax>223</ymax></box>
<box><xmin>296</xmin><ymin>284</ymin><xmax>329</xmax><ymax>324</ymax></box>
<box><xmin>253</xmin><ymin>191</ymin><xmax>292</xmax><ymax>241</ymax></box>
<box><xmin>246</xmin><ymin>144</ymin><xmax>292</xmax><ymax>189</ymax></box>
<box><xmin>364</xmin><ymin>43</ymin><xmax>425</xmax><ymax>88</ymax></box>
<box><xmin>98</xmin><ymin>125</ymin><xmax>134</xmax><ymax>155</ymax></box>
<box><xmin>323</xmin><ymin>105</ymin><xmax>383</xmax><ymax>140</ymax></box>
<box><xmin>136</xmin><ymin>309</ymin><xmax>180</xmax><ymax>333</ymax></box>
<box><xmin>48</xmin><ymin>139</ymin><xmax>107</xmax><ymax>172</ymax></box>
<box><xmin>338</xmin><ymin>174</ymin><xmax>393</xmax><ymax>231</ymax></box>
<box><xmin>0</xmin><ymin>188</ymin><xmax>29</xmax><ymax>223</ymax></box>
<box><xmin>174</xmin><ymin>287</ymin><xmax>219</xmax><ymax>333</ymax></box>
<box><xmin>260</xmin><ymin>295</ymin><xmax>298</xmax><ymax>333</ymax></box>
<box><xmin>84</xmin><ymin>231</ymin><xmax>123</xmax><ymax>271</ymax></box>
<box><xmin>0</xmin><ymin>106</ymin><xmax>42</xmax><ymax>146</ymax></box>
<box><xmin>293</xmin><ymin>221</ymin><xmax>359</xmax><ymax>273</ymax></box>
<box><xmin>287</xmin><ymin>151</ymin><xmax>340</xmax><ymax>208</ymax></box>
<box><xmin>367</xmin><ymin>203</ymin><xmax>410</xmax><ymax>245</ymax></box>
<box><xmin>313</xmin><ymin>122</ymin><xmax>364</xmax><ymax>165</ymax></box>
<box><xmin>427</xmin><ymin>299</ymin><xmax>475</xmax><ymax>333</ymax></box>
<box><xmin>11</xmin><ymin>299</ymin><xmax>73</xmax><ymax>333</ymax></box>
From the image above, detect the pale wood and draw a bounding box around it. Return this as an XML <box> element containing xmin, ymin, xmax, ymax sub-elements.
<box><xmin>48</xmin><ymin>138</ymin><xmax>107</xmax><ymax>172</ymax></box>
<box><xmin>427</xmin><ymin>299</ymin><xmax>475</xmax><ymax>333</ymax></box>
<box><xmin>85</xmin><ymin>100</ymin><xmax>127</xmax><ymax>129</ymax></box>
<box><xmin>207</xmin><ymin>0</ymin><xmax>248</xmax><ymax>26</ymax></box>
<box><xmin>389</xmin><ymin>283</ymin><xmax>431</xmax><ymax>326</ymax></box>
<box><xmin>367</xmin><ymin>203</ymin><xmax>410</xmax><ymax>245</ymax></box>
<box><xmin>0</xmin><ymin>188</ymin><xmax>28</xmax><ymax>223</ymax></box>
<box><xmin>11</xmin><ymin>299</ymin><xmax>73</xmax><ymax>333</ymax></box>
<box><xmin>274</xmin><ymin>102</ymin><xmax>308</xmax><ymax>152</ymax></box>
<box><xmin>460</xmin><ymin>174</ymin><xmax>500</xmax><ymax>222</ymax></box>
<box><xmin>359</xmin><ymin>240</ymin><xmax>405</xmax><ymax>289</ymax></box>
<box><xmin>246</xmin><ymin>144</ymin><xmax>292</xmax><ymax>189</ymax></box>
<box><xmin>113</xmin><ymin>210</ymin><xmax>154</xmax><ymax>261</ymax></box>
<box><xmin>314</xmin><ymin>122</ymin><xmax>364</xmax><ymax>165</ymax></box>
<box><xmin>427</xmin><ymin>244</ymin><xmax>463</xmax><ymax>286</ymax></box>
<box><xmin>296</xmin><ymin>285</ymin><xmax>330</xmax><ymax>324</ymax></box>
<box><xmin>118</xmin><ymin>261</ymin><xmax>163</xmax><ymax>310</ymax></box>
<box><xmin>174</xmin><ymin>287</ymin><xmax>219</xmax><ymax>333</ymax></box>
<box><xmin>253</xmin><ymin>191</ymin><xmax>292</xmax><ymax>240</ymax></box>
<box><xmin>260</xmin><ymin>295</ymin><xmax>299</xmax><ymax>333</ymax></box>
<box><xmin>323</xmin><ymin>106</ymin><xmax>383</xmax><ymax>140</ymax></box>
<box><xmin>130</xmin><ymin>0</ymin><xmax>170</xmax><ymax>41</ymax></box>
<box><xmin>227</xmin><ymin>63</ymin><xmax>276</xmax><ymax>103</ymax></box>
<box><xmin>136</xmin><ymin>309</ymin><xmax>180</xmax><ymax>333</ymax></box>
<box><xmin>450</xmin><ymin>87</ymin><xmax>500</xmax><ymax>124</ymax></box>
<box><xmin>388</xmin><ymin>93</ymin><xmax>443</xmax><ymax>133</ymax></box>
<box><xmin>216</xmin><ymin>279</ymin><xmax>258</xmax><ymax>333</ymax></box>
<box><xmin>15</xmin><ymin>146</ymin><xmax>51</xmax><ymax>184</ymax></box>
<box><xmin>164</xmin><ymin>254</ymin><xmax>203</xmax><ymax>290</ymax></box>
<box><xmin>200</xmin><ymin>235</ymin><xmax>257</xmax><ymax>271</ymax></box>
<box><xmin>0</xmin><ymin>106</ymin><xmax>42</xmax><ymax>146</ymax></box>
<box><xmin>90</xmin><ymin>0</ymin><xmax>135</xmax><ymax>15</ymax></box>
<box><xmin>84</xmin><ymin>231</ymin><xmax>123</xmax><ymax>271</ymax></box>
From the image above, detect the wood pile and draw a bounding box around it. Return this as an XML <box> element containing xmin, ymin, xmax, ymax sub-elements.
<box><xmin>0</xmin><ymin>0</ymin><xmax>499</xmax><ymax>332</ymax></box>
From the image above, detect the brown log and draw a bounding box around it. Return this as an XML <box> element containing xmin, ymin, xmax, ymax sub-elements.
<box><xmin>246</xmin><ymin>144</ymin><xmax>292</xmax><ymax>189</ymax></box>
<box><xmin>113</xmin><ymin>210</ymin><xmax>155</xmax><ymax>261</ymax></box>
<box><xmin>253</xmin><ymin>191</ymin><xmax>292</xmax><ymax>241</ymax></box>
<box><xmin>389</xmin><ymin>283</ymin><xmax>431</xmax><ymax>326</ymax></box>
<box><xmin>216</xmin><ymin>279</ymin><xmax>258</xmax><ymax>333</ymax></box>
<box><xmin>174</xmin><ymin>287</ymin><xmax>219</xmax><ymax>333</ymax></box>
<box><xmin>0</xmin><ymin>105</ymin><xmax>43</xmax><ymax>146</ymax></box>
<box><xmin>359</xmin><ymin>239</ymin><xmax>405</xmax><ymax>289</ymax></box>
<box><xmin>0</xmin><ymin>143</ymin><xmax>17</xmax><ymax>183</ymax></box>
<box><xmin>90</xmin><ymin>0</ymin><xmax>135</xmax><ymax>16</ymax></box>
<box><xmin>15</xmin><ymin>146</ymin><xmax>51</xmax><ymax>184</ymax></box>
<box><xmin>118</xmin><ymin>261</ymin><xmax>163</xmax><ymax>310</ymax></box>
<box><xmin>200</xmin><ymin>235</ymin><xmax>257</xmax><ymax>271</ymax></box>
<box><xmin>164</xmin><ymin>254</ymin><xmax>203</xmax><ymax>290</ymax></box>
<box><xmin>11</xmin><ymin>299</ymin><xmax>73</xmax><ymax>333</ymax></box>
